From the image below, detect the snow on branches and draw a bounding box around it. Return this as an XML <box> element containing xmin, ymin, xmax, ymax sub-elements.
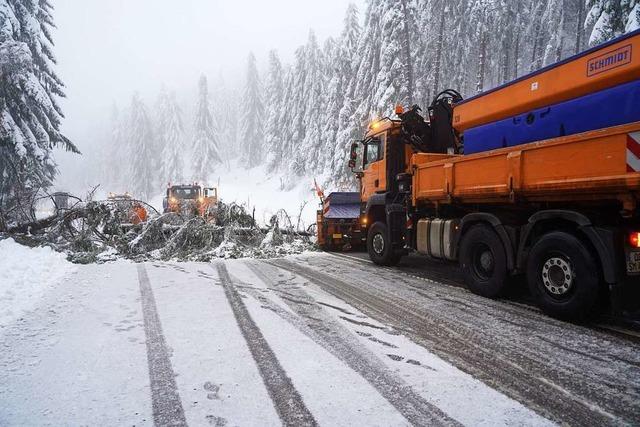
<box><xmin>2</xmin><ymin>195</ymin><xmax>313</xmax><ymax>264</ymax></box>
<box><xmin>0</xmin><ymin>0</ymin><xmax>77</xmax><ymax>227</ymax></box>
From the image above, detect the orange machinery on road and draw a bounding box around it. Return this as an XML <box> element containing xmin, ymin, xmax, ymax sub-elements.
<box><xmin>163</xmin><ymin>183</ymin><xmax>218</xmax><ymax>221</ymax></box>
<box><xmin>316</xmin><ymin>192</ymin><xmax>365</xmax><ymax>250</ymax></box>
<box><xmin>348</xmin><ymin>29</ymin><xmax>640</xmax><ymax>320</ymax></box>
<box><xmin>107</xmin><ymin>192</ymin><xmax>148</xmax><ymax>225</ymax></box>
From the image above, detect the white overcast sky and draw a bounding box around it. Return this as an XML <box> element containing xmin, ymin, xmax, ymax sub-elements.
<box><xmin>53</xmin><ymin>0</ymin><xmax>366</xmax><ymax>153</ymax></box>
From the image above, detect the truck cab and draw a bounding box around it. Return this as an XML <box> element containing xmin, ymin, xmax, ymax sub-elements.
<box><xmin>163</xmin><ymin>184</ymin><xmax>218</xmax><ymax>221</ymax></box>
<box><xmin>352</xmin><ymin>120</ymin><xmax>411</xmax><ymax>203</ymax></box>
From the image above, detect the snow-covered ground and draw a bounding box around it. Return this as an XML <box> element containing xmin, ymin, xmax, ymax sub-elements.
<box><xmin>3</xmin><ymin>252</ymin><xmax>638</xmax><ymax>425</ymax></box>
<box><xmin>0</xmin><ymin>238</ymin><xmax>75</xmax><ymax>329</ymax></box>
<box><xmin>0</xmin><ymin>257</ymin><xmax>546</xmax><ymax>426</ymax></box>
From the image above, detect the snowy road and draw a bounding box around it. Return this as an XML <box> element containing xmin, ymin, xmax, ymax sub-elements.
<box><xmin>1</xmin><ymin>254</ymin><xmax>639</xmax><ymax>426</ymax></box>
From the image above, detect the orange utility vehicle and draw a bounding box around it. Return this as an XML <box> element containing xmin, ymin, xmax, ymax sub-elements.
<box><xmin>163</xmin><ymin>183</ymin><xmax>218</xmax><ymax>221</ymax></box>
<box><xmin>107</xmin><ymin>192</ymin><xmax>148</xmax><ymax>225</ymax></box>
<box><xmin>349</xmin><ymin>30</ymin><xmax>640</xmax><ymax>320</ymax></box>
<box><xmin>316</xmin><ymin>192</ymin><xmax>365</xmax><ymax>250</ymax></box>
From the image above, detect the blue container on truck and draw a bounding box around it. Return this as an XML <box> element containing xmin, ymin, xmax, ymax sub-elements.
<box><xmin>464</xmin><ymin>79</ymin><xmax>640</xmax><ymax>154</ymax></box>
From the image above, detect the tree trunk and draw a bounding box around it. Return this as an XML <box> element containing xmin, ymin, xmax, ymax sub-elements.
<box><xmin>432</xmin><ymin>3</ymin><xmax>446</xmax><ymax>97</ymax></box>
<box><xmin>400</xmin><ymin>0</ymin><xmax>415</xmax><ymax>104</ymax></box>
<box><xmin>575</xmin><ymin>0</ymin><xmax>585</xmax><ymax>54</ymax></box>
<box><xmin>556</xmin><ymin>6</ymin><xmax>565</xmax><ymax>62</ymax></box>
<box><xmin>477</xmin><ymin>32</ymin><xmax>487</xmax><ymax>93</ymax></box>
<box><xmin>513</xmin><ymin>32</ymin><xmax>520</xmax><ymax>79</ymax></box>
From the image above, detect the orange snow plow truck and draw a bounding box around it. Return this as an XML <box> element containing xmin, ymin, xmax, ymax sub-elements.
<box><xmin>349</xmin><ymin>29</ymin><xmax>640</xmax><ymax>320</ymax></box>
<box><xmin>163</xmin><ymin>183</ymin><xmax>218</xmax><ymax>221</ymax></box>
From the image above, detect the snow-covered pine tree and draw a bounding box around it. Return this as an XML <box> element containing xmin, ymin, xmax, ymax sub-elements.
<box><xmin>212</xmin><ymin>73</ymin><xmax>237</xmax><ymax>169</ymax></box>
<box><xmin>323</xmin><ymin>4</ymin><xmax>363</xmax><ymax>181</ymax></box>
<box><xmin>283</xmin><ymin>47</ymin><xmax>308</xmax><ymax>178</ymax></box>
<box><xmin>542</xmin><ymin>0</ymin><xmax>565</xmax><ymax>66</ymax></box>
<box><xmin>275</xmin><ymin>64</ymin><xmax>296</xmax><ymax>182</ymax></box>
<box><xmin>587</xmin><ymin>0</ymin><xmax>640</xmax><ymax>45</ymax></box>
<box><xmin>331</xmin><ymin>1</ymin><xmax>384</xmax><ymax>186</ymax></box>
<box><xmin>374</xmin><ymin>0</ymin><xmax>418</xmax><ymax>110</ymax></box>
<box><xmin>240</xmin><ymin>53</ymin><xmax>264</xmax><ymax>169</ymax></box>
<box><xmin>224</xmin><ymin>91</ymin><xmax>240</xmax><ymax>165</ymax></box>
<box><xmin>264</xmin><ymin>50</ymin><xmax>284</xmax><ymax>172</ymax></box>
<box><xmin>127</xmin><ymin>93</ymin><xmax>156</xmax><ymax>199</ymax></box>
<box><xmin>157</xmin><ymin>88</ymin><xmax>185</xmax><ymax>183</ymax></box>
<box><xmin>468</xmin><ymin>0</ymin><xmax>495</xmax><ymax>93</ymax></box>
<box><xmin>192</xmin><ymin>75</ymin><xmax>222</xmax><ymax>181</ymax></box>
<box><xmin>628</xmin><ymin>1</ymin><xmax>640</xmax><ymax>31</ymax></box>
<box><xmin>0</xmin><ymin>0</ymin><xmax>78</xmax><ymax>225</ymax></box>
<box><xmin>342</xmin><ymin>3</ymin><xmax>361</xmax><ymax>67</ymax></box>
<box><xmin>570</xmin><ymin>0</ymin><xmax>587</xmax><ymax>54</ymax></box>
<box><xmin>105</xmin><ymin>103</ymin><xmax>125</xmax><ymax>188</ymax></box>
<box><xmin>299</xmin><ymin>31</ymin><xmax>325</xmax><ymax>175</ymax></box>
<box><xmin>332</xmin><ymin>3</ymin><xmax>362</xmax><ymax>184</ymax></box>
<box><xmin>319</xmin><ymin>37</ymin><xmax>342</xmax><ymax>175</ymax></box>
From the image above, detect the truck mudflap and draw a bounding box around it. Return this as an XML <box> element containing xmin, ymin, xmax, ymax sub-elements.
<box><xmin>610</xmin><ymin>238</ymin><xmax>640</xmax><ymax>319</ymax></box>
<box><xmin>386</xmin><ymin>203</ymin><xmax>407</xmax><ymax>248</ymax></box>
<box><xmin>610</xmin><ymin>273</ymin><xmax>640</xmax><ymax>319</ymax></box>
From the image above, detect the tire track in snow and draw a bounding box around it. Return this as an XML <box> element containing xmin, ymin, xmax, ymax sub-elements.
<box><xmin>245</xmin><ymin>261</ymin><xmax>460</xmax><ymax>427</ymax></box>
<box><xmin>136</xmin><ymin>264</ymin><xmax>188</xmax><ymax>427</ymax></box>
<box><xmin>215</xmin><ymin>263</ymin><xmax>317</xmax><ymax>427</ymax></box>
<box><xmin>271</xmin><ymin>258</ymin><xmax>629</xmax><ymax>425</ymax></box>
<box><xmin>309</xmin><ymin>254</ymin><xmax>640</xmax><ymax>414</ymax></box>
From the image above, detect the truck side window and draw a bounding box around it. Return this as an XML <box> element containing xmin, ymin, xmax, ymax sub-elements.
<box><xmin>364</xmin><ymin>135</ymin><xmax>385</xmax><ymax>169</ymax></box>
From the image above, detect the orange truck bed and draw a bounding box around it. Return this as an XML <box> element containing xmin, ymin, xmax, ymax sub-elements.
<box><xmin>453</xmin><ymin>30</ymin><xmax>640</xmax><ymax>132</ymax></box>
<box><xmin>412</xmin><ymin>122</ymin><xmax>640</xmax><ymax>206</ymax></box>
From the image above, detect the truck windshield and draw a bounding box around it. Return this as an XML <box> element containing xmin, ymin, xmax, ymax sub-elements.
<box><xmin>171</xmin><ymin>187</ymin><xmax>200</xmax><ymax>199</ymax></box>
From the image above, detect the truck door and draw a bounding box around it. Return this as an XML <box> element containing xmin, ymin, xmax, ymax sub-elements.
<box><xmin>385</xmin><ymin>130</ymin><xmax>406</xmax><ymax>194</ymax></box>
<box><xmin>361</xmin><ymin>134</ymin><xmax>387</xmax><ymax>201</ymax></box>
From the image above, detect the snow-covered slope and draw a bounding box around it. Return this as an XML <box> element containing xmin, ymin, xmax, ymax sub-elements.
<box><xmin>213</xmin><ymin>162</ymin><xmax>322</xmax><ymax>228</ymax></box>
<box><xmin>0</xmin><ymin>239</ymin><xmax>75</xmax><ymax>329</ymax></box>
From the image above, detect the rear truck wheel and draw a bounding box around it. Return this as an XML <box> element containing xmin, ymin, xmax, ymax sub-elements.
<box><xmin>526</xmin><ymin>232</ymin><xmax>600</xmax><ymax>320</ymax></box>
<box><xmin>367</xmin><ymin>221</ymin><xmax>401</xmax><ymax>266</ymax></box>
<box><xmin>459</xmin><ymin>224</ymin><xmax>508</xmax><ymax>298</ymax></box>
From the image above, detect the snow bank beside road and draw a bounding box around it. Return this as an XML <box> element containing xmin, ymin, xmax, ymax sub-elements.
<box><xmin>0</xmin><ymin>238</ymin><xmax>75</xmax><ymax>329</ymax></box>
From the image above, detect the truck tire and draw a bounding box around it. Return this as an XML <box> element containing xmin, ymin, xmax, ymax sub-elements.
<box><xmin>526</xmin><ymin>232</ymin><xmax>600</xmax><ymax>320</ymax></box>
<box><xmin>367</xmin><ymin>222</ymin><xmax>401</xmax><ymax>266</ymax></box>
<box><xmin>459</xmin><ymin>224</ymin><xmax>508</xmax><ymax>298</ymax></box>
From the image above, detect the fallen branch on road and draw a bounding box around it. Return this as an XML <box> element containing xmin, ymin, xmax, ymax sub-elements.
<box><xmin>1</xmin><ymin>194</ymin><xmax>315</xmax><ymax>263</ymax></box>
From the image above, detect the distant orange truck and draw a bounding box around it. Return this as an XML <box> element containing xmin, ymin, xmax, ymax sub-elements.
<box><xmin>349</xmin><ymin>29</ymin><xmax>640</xmax><ymax>320</ymax></box>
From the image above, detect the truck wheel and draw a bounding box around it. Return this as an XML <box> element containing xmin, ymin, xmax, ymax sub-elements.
<box><xmin>367</xmin><ymin>222</ymin><xmax>401</xmax><ymax>266</ymax></box>
<box><xmin>526</xmin><ymin>232</ymin><xmax>599</xmax><ymax>320</ymax></box>
<box><xmin>459</xmin><ymin>224</ymin><xmax>508</xmax><ymax>298</ymax></box>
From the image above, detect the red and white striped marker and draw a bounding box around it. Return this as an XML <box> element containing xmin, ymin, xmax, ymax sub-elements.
<box><xmin>627</xmin><ymin>132</ymin><xmax>640</xmax><ymax>173</ymax></box>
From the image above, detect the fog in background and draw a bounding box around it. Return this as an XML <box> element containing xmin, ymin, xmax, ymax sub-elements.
<box><xmin>53</xmin><ymin>0</ymin><xmax>365</xmax><ymax>191</ymax></box>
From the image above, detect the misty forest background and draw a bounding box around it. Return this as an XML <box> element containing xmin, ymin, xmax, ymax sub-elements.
<box><xmin>1</xmin><ymin>0</ymin><xmax>640</xmax><ymax>226</ymax></box>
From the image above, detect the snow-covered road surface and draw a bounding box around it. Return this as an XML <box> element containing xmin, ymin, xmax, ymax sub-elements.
<box><xmin>1</xmin><ymin>253</ymin><xmax>638</xmax><ymax>426</ymax></box>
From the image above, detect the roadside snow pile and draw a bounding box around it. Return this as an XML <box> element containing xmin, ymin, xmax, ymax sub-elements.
<box><xmin>0</xmin><ymin>238</ymin><xmax>75</xmax><ymax>329</ymax></box>
<box><xmin>3</xmin><ymin>200</ymin><xmax>315</xmax><ymax>263</ymax></box>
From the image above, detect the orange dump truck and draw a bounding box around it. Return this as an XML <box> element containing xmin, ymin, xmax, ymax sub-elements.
<box><xmin>349</xmin><ymin>30</ymin><xmax>640</xmax><ymax>320</ymax></box>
